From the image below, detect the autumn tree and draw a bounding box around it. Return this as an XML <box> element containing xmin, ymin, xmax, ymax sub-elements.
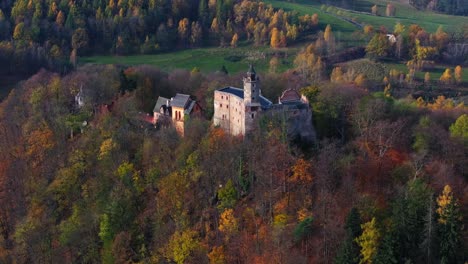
<box><xmin>165</xmin><ymin>229</ymin><xmax>203</xmax><ymax>264</ymax></box>
<box><xmin>270</xmin><ymin>27</ymin><xmax>281</xmax><ymax>49</ymax></box>
<box><xmin>439</xmin><ymin>68</ymin><xmax>453</xmax><ymax>84</ymax></box>
<box><xmin>72</xmin><ymin>28</ymin><xmax>89</xmax><ymax>54</ymax></box>
<box><xmin>433</xmin><ymin>26</ymin><xmax>449</xmax><ymax>51</ymax></box>
<box><xmin>454</xmin><ymin>65</ymin><xmax>462</xmax><ymax>84</ymax></box>
<box><xmin>230</xmin><ymin>33</ymin><xmax>238</xmax><ymax>48</ymax></box>
<box><xmin>385</xmin><ymin>4</ymin><xmax>395</xmax><ymax>16</ymax></box>
<box><xmin>356</xmin><ymin>217</ymin><xmax>380</xmax><ymax>264</ymax></box>
<box><xmin>449</xmin><ymin>114</ymin><xmax>468</xmax><ymax>144</ymax></box>
<box><xmin>371</xmin><ymin>5</ymin><xmax>379</xmax><ymax>15</ymax></box>
<box><xmin>331</xmin><ymin>67</ymin><xmax>345</xmax><ymax>83</ymax></box>
<box><xmin>436</xmin><ymin>185</ymin><xmax>463</xmax><ymax>264</ymax></box>
<box><xmin>218</xmin><ymin>209</ymin><xmax>238</xmax><ymax>241</ymax></box>
<box><xmin>324</xmin><ymin>24</ymin><xmax>335</xmax><ymax>54</ymax></box>
<box><xmin>366</xmin><ymin>34</ymin><xmax>390</xmax><ymax>59</ymax></box>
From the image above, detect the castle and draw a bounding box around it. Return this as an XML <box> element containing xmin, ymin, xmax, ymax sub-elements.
<box><xmin>213</xmin><ymin>65</ymin><xmax>315</xmax><ymax>142</ymax></box>
<box><xmin>152</xmin><ymin>65</ymin><xmax>315</xmax><ymax>142</ymax></box>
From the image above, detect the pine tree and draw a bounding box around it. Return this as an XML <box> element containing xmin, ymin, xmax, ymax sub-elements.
<box><xmin>335</xmin><ymin>208</ymin><xmax>362</xmax><ymax>264</ymax></box>
<box><xmin>374</xmin><ymin>230</ymin><xmax>397</xmax><ymax>264</ymax></box>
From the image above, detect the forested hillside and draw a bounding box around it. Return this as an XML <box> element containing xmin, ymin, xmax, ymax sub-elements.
<box><xmin>0</xmin><ymin>0</ymin><xmax>467</xmax><ymax>263</ymax></box>
<box><xmin>0</xmin><ymin>62</ymin><xmax>466</xmax><ymax>263</ymax></box>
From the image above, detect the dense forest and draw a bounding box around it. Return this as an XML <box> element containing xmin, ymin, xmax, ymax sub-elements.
<box><xmin>0</xmin><ymin>0</ymin><xmax>467</xmax><ymax>263</ymax></box>
<box><xmin>0</xmin><ymin>60</ymin><xmax>467</xmax><ymax>263</ymax></box>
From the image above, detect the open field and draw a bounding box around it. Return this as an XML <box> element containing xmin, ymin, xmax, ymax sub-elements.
<box><xmin>81</xmin><ymin>46</ymin><xmax>297</xmax><ymax>74</ymax></box>
<box><xmin>266</xmin><ymin>0</ymin><xmax>468</xmax><ymax>33</ymax></box>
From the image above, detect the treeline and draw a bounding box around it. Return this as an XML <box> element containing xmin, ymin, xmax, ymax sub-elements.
<box><xmin>0</xmin><ymin>0</ymin><xmax>319</xmax><ymax>64</ymax></box>
<box><xmin>409</xmin><ymin>0</ymin><xmax>468</xmax><ymax>15</ymax></box>
<box><xmin>0</xmin><ymin>63</ymin><xmax>466</xmax><ymax>263</ymax></box>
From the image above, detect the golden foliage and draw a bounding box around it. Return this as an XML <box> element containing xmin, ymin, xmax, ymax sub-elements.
<box><xmin>270</xmin><ymin>27</ymin><xmax>281</xmax><ymax>48</ymax></box>
<box><xmin>230</xmin><ymin>33</ymin><xmax>238</xmax><ymax>48</ymax></box>
<box><xmin>439</xmin><ymin>68</ymin><xmax>453</xmax><ymax>84</ymax></box>
<box><xmin>98</xmin><ymin>138</ymin><xmax>117</xmax><ymax>160</ymax></box>
<box><xmin>290</xmin><ymin>158</ymin><xmax>313</xmax><ymax>184</ymax></box>
<box><xmin>454</xmin><ymin>65</ymin><xmax>462</xmax><ymax>83</ymax></box>
<box><xmin>219</xmin><ymin>209</ymin><xmax>238</xmax><ymax>240</ymax></box>
<box><xmin>208</xmin><ymin>246</ymin><xmax>226</xmax><ymax>264</ymax></box>
<box><xmin>437</xmin><ymin>185</ymin><xmax>453</xmax><ymax>224</ymax></box>
<box><xmin>356</xmin><ymin>217</ymin><xmax>380</xmax><ymax>264</ymax></box>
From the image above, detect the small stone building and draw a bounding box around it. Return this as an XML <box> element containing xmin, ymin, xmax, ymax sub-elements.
<box><xmin>213</xmin><ymin>65</ymin><xmax>315</xmax><ymax>143</ymax></box>
<box><xmin>153</xmin><ymin>93</ymin><xmax>202</xmax><ymax>136</ymax></box>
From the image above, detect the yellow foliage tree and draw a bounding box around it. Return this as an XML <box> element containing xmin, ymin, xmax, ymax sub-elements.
<box><xmin>440</xmin><ymin>68</ymin><xmax>453</xmax><ymax>84</ymax></box>
<box><xmin>324</xmin><ymin>24</ymin><xmax>333</xmax><ymax>43</ymax></box>
<box><xmin>356</xmin><ymin>217</ymin><xmax>380</xmax><ymax>264</ymax></box>
<box><xmin>363</xmin><ymin>25</ymin><xmax>374</xmax><ymax>35</ymax></box>
<box><xmin>437</xmin><ymin>185</ymin><xmax>454</xmax><ymax>224</ymax></box>
<box><xmin>454</xmin><ymin>65</ymin><xmax>462</xmax><ymax>84</ymax></box>
<box><xmin>394</xmin><ymin>22</ymin><xmax>405</xmax><ymax>35</ymax></box>
<box><xmin>218</xmin><ymin>209</ymin><xmax>238</xmax><ymax>241</ymax></box>
<box><xmin>354</xmin><ymin>74</ymin><xmax>367</xmax><ymax>87</ymax></box>
<box><xmin>165</xmin><ymin>229</ymin><xmax>201</xmax><ymax>264</ymax></box>
<box><xmin>230</xmin><ymin>33</ymin><xmax>238</xmax><ymax>48</ymax></box>
<box><xmin>290</xmin><ymin>158</ymin><xmax>313</xmax><ymax>184</ymax></box>
<box><xmin>270</xmin><ymin>27</ymin><xmax>281</xmax><ymax>49</ymax></box>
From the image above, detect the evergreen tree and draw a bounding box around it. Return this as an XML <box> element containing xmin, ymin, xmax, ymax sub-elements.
<box><xmin>374</xmin><ymin>229</ymin><xmax>398</xmax><ymax>264</ymax></box>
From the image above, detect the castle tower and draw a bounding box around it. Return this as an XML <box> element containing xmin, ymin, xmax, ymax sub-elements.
<box><xmin>243</xmin><ymin>64</ymin><xmax>260</xmax><ymax>106</ymax></box>
<box><xmin>243</xmin><ymin>65</ymin><xmax>262</xmax><ymax>133</ymax></box>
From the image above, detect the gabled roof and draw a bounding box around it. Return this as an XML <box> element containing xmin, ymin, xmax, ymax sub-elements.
<box><xmin>217</xmin><ymin>87</ymin><xmax>273</xmax><ymax>108</ymax></box>
<box><xmin>279</xmin><ymin>89</ymin><xmax>301</xmax><ymax>103</ymax></box>
<box><xmin>184</xmin><ymin>100</ymin><xmax>197</xmax><ymax>115</ymax></box>
<box><xmin>153</xmin><ymin>96</ymin><xmax>169</xmax><ymax>112</ymax></box>
<box><xmin>171</xmin><ymin>93</ymin><xmax>191</xmax><ymax>108</ymax></box>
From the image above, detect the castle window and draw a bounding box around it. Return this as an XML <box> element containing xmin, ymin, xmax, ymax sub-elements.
<box><xmin>251</xmin><ymin>113</ymin><xmax>254</xmax><ymax>119</ymax></box>
<box><xmin>253</xmin><ymin>89</ymin><xmax>255</xmax><ymax>93</ymax></box>
<box><xmin>252</xmin><ymin>96</ymin><xmax>255</xmax><ymax>100</ymax></box>
<box><xmin>226</xmin><ymin>105</ymin><xmax>229</xmax><ymax>109</ymax></box>
<box><xmin>221</xmin><ymin>95</ymin><xmax>223</xmax><ymax>99</ymax></box>
<box><xmin>220</xmin><ymin>103</ymin><xmax>222</xmax><ymax>108</ymax></box>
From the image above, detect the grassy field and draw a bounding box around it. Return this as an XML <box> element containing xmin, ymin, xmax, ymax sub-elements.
<box><xmin>81</xmin><ymin>46</ymin><xmax>297</xmax><ymax>74</ymax></box>
<box><xmin>266</xmin><ymin>0</ymin><xmax>467</xmax><ymax>33</ymax></box>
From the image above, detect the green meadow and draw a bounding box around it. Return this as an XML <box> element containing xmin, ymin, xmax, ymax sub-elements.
<box><xmin>81</xmin><ymin>46</ymin><xmax>297</xmax><ymax>74</ymax></box>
